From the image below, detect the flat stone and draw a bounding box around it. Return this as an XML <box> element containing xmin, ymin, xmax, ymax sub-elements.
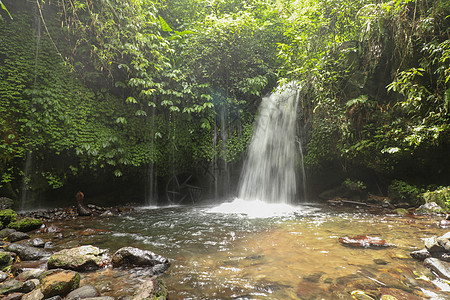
<box><xmin>132</xmin><ymin>276</ymin><xmax>168</xmax><ymax>300</ymax></box>
<box><xmin>424</xmin><ymin>257</ymin><xmax>450</xmax><ymax>280</ymax></box>
<box><xmin>8</xmin><ymin>231</ymin><xmax>30</xmax><ymax>242</ymax></box>
<box><xmin>16</xmin><ymin>269</ymin><xmax>44</xmax><ymax>281</ymax></box>
<box><xmin>3</xmin><ymin>292</ymin><xmax>24</xmax><ymax>300</ymax></box>
<box><xmin>66</xmin><ymin>285</ymin><xmax>100</xmax><ymax>300</ymax></box>
<box><xmin>11</xmin><ymin>260</ymin><xmax>47</xmax><ymax>276</ymax></box>
<box><xmin>22</xmin><ymin>288</ymin><xmax>44</xmax><ymax>300</ymax></box>
<box><xmin>112</xmin><ymin>247</ymin><xmax>170</xmax><ymax>274</ymax></box>
<box><xmin>5</xmin><ymin>244</ymin><xmax>51</xmax><ymax>261</ymax></box>
<box><xmin>0</xmin><ymin>271</ymin><xmax>8</xmax><ymax>283</ymax></box>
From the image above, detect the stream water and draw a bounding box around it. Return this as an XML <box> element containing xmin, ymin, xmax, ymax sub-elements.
<box><xmin>37</xmin><ymin>203</ymin><xmax>449</xmax><ymax>299</ymax></box>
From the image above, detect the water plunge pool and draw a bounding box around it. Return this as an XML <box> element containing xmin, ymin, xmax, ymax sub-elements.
<box><xmin>38</xmin><ymin>201</ymin><xmax>448</xmax><ymax>299</ymax></box>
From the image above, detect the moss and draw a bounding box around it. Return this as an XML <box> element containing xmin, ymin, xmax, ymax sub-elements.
<box><xmin>0</xmin><ymin>209</ymin><xmax>17</xmax><ymax>228</ymax></box>
<box><xmin>8</xmin><ymin>217</ymin><xmax>42</xmax><ymax>232</ymax></box>
<box><xmin>153</xmin><ymin>277</ymin><xmax>169</xmax><ymax>300</ymax></box>
<box><xmin>0</xmin><ymin>252</ymin><xmax>11</xmax><ymax>266</ymax></box>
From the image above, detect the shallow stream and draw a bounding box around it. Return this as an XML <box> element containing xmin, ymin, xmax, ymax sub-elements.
<box><xmin>37</xmin><ymin>202</ymin><xmax>450</xmax><ymax>299</ymax></box>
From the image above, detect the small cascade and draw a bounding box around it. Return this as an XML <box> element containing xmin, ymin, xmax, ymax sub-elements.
<box><xmin>238</xmin><ymin>84</ymin><xmax>300</xmax><ymax>204</ymax></box>
<box><xmin>297</xmin><ymin>137</ymin><xmax>307</xmax><ymax>201</ymax></box>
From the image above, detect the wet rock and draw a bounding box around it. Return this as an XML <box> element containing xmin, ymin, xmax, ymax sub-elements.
<box><xmin>350</xmin><ymin>290</ymin><xmax>376</xmax><ymax>300</ymax></box>
<box><xmin>132</xmin><ymin>276</ymin><xmax>168</xmax><ymax>300</ymax></box>
<box><xmin>424</xmin><ymin>236</ymin><xmax>445</xmax><ymax>254</ymax></box>
<box><xmin>47</xmin><ymin>245</ymin><xmax>109</xmax><ymax>272</ymax></box>
<box><xmin>29</xmin><ymin>238</ymin><xmax>45</xmax><ymax>248</ymax></box>
<box><xmin>6</xmin><ymin>243</ymin><xmax>51</xmax><ymax>261</ymax></box>
<box><xmin>66</xmin><ymin>285</ymin><xmax>100</xmax><ymax>299</ymax></box>
<box><xmin>0</xmin><ymin>197</ymin><xmax>14</xmax><ymax>210</ymax></box>
<box><xmin>373</xmin><ymin>258</ymin><xmax>388</xmax><ymax>265</ymax></box>
<box><xmin>45</xmin><ymin>296</ymin><xmax>62</xmax><ymax>300</ymax></box>
<box><xmin>410</xmin><ymin>248</ymin><xmax>431</xmax><ymax>261</ymax></box>
<box><xmin>11</xmin><ymin>260</ymin><xmax>47</xmax><ymax>275</ymax></box>
<box><xmin>379</xmin><ymin>287</ymin><xmax>421</xmax><ymax>300</ymax></box>
<box><xmin>22</xmin><ymin>279</ymin><xmax>39</xmax><ymax>293</ymax></box>
<box><xmin>0</xmin><ymin>271</ymin><xmax>9</xmax><ymax>283</ymax></box>
<box><xmin>7</xmin><ymin>231</ymin><xmax>30</xmax><ymax>242</ymax></box>
<box><xmin>40</xmin><ymin>269</ymin><xmax>81</xmax><ymax>298</ymax></box>
<box><xmin>83</xmin><ymin>297</ymin><xmax>114</xmax><ymax>300</ymax></box>
<box><xmin>112</xmin><ymin>247</ymin><xmax>170</xmax><ymax>274</ymax></box>
<box><xmin>438</xmin><ymin>219</ymin><xmax>450</xmax><ymax>228</ymax></box>
<box><xmin>3</xmin><ymin>292</ymin><xmax>24</xmax><ymax>300</ymax></box>
<box><xmin>0</xmin><ymin>279</ymin><xmax>24</xmax><ymax>295</ymax></box>
<box><xmin>78</xmin><ymin>228</ymin><xmax>108</xmax><ymax>236</ymax></box>
<box><xmin>424</xmin><ymin>257</ymin><xmax>450</xmax><ymax>280</ymax></box>
<box><xmin>22</xmin><ymin>288</ymin><xmax>44</xmax><ymax>300</ymax></box>
<box><xmin>44</xmin><ymin>242</ymin><xmax>55</xmax><ymax>249</ymax></box>
<box><xmin>339</xmin><ymin>235</ymin><xmax>389</xmax><ymax>248</ymax></box>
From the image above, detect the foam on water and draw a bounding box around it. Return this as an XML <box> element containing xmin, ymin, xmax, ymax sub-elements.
<box><xmin>208</xmin><ymin>198</ymin><xmax>300</xmax><ymax>218</ymax></box>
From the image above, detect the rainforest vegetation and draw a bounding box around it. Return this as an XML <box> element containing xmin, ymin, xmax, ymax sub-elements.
<box><xmin>0</xmin><ymin>0</ymin><xmax>449</xmax><ymax>206</ymax></box>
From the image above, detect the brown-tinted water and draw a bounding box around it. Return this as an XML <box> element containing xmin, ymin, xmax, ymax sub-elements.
<box><xmin>38</xmin><ymin>203</ymin><xmax>450</xmax><ymax>299</ymax></box>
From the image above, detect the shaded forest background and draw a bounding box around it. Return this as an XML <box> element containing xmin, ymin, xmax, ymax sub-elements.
<box><xmin>0</xmin><ymin>0</ymin><xmax>449</xmax><ymax>207</ymax></box>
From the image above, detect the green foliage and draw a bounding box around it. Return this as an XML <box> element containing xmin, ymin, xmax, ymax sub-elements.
<box><xmin>422</xmin><ymin>187</ymin><xmax>450</xmax><ymax>210</ymax></box>
<box><xmin>342</xmin><ymin>178</ymin><xmax>366</xmax><ymax>192</ymax></box>
<box><xmin>388</xmin><ymin>180</ymin><xmax>423</xmax><ymax>206</ymax></box>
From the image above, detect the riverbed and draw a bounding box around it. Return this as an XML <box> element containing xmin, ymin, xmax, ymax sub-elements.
<box><xmin>35</xmin><ymin>201</ymin><xmax>449</xmax><ymax>299</ymax></box>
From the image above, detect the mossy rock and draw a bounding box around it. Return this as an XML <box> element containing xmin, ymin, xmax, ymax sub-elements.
<box><xmin>422</xmin><ymin>187</ymin><xmax>450</xmax><ymax>211</ymax></box>
<box><xmin>8</xmin><ymin>217</ymin><xmax>42</xmax><ymax>232</ymax></box>
<box><xmin>0</xmin><ymin>209</ymin><xmax>17</xmax><ymax>228</ymax></box>
<box><xmin>0</xmin><ymin>252</ymin><xmax>12</xmax><ymax>266</ymax></box>
<box><xmin>132</xmin><ymin>276</ymin><xmax>168</xmax><ymax>300</ymax></box>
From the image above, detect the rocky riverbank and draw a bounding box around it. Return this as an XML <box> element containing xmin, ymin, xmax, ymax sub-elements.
<box><xmin>0</xmin><ymin>201</ymin><xmax>170</xmax><ymax>300</ymax></box>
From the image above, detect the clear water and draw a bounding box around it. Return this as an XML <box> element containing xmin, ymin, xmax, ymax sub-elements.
<box><xmin>37</xmin><ymin>202</ymin><xmax>449</xmax><ymax>299</ymax></box>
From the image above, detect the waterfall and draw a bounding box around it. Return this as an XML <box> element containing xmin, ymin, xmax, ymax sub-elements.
<box><xmin>238</xmin><ymin>84</ymin><xmax>300</xmax><ymax>204</ymax></box>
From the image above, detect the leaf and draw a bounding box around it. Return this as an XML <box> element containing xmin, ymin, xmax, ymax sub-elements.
<box><xmin>159</xmin><ymin>16</ymin><xmax>172</xmax><ymax>32</ymax></box>
<box><xmin>0</xmin><ymin>1</ymin><xmax>13</xmax><ymax>20</ymax></box>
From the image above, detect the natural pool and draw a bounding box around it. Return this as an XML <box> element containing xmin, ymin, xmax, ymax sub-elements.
<box><xmin>37</xmin><ymin>201</ymin><xmax>450</xmax><ymax>299</ymax></box>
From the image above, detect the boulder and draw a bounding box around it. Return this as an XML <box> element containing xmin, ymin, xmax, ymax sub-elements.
<box><xmin>47</xmin><ymin>245</ymin><xmax>109</xmax><ymax>271</ymax></box>
<box><xmin>0</xmin><ymin>279</ymin><xmax>24</xmax><ymax>295</ymax></box>
<box><xmin>3</xmin><ymin>292</ymin><xmax>24</xmax><ymax>300</ymax></box>
<box><xmin>7</xmin><ymin>231</ymin><xmax>30</xmax><ymax>242</ymax></box>
<box><xmin>66</xmin><ymin>285</ymin><xmax>100</xmax><ymax>300</ymax></box>
<box><xmin>22</xmin><ymin>279</ymin><xmax>39</xmax><ymax>293</ymax></box>
<box><xmin>0</xmin><ymin>271</ymin><xmax>9</xmax><ymax>283</ymax></box>
<box><xmin>5</xmin><ymin>243</ymin><xmax>51</xmax><ymax>261</ymax></box>
<box><xmin>132</xmin><ymin>276</ymin><xmax>168</xmax><ymax>300</ymax></box>
<box><xmin>111</xmin><ymin>247</ymin><xmax>170</xmax><ymax>274</ymax></box>
<box><xmin>0</xmin><ymin>228</ymin><xmax>16</xmax><ymax>239</ymax></box>
<box><xmin>0</xmin><ymin>209</ymin><xmax>17</xmax><ymax>227</ymax></box>
<box><xmin>40</xmin><ymin>269</ymin><xmax>81</xmax><ymax>298</ymax></box>
<box><xmin>16</xmin><ymin>269</ymin><xmax>44</xmax><ymax>281</ymax></box>
<box><xmin>0</xmin><ymin>251</ymin><xmax>12</xmax><ymax>266</ymax></box>
<box><xmin>29</xmin><ymin>238</ymin><xmax>45</xmax><ymax>248</ymax></box>
<box><xmin>8</xmin><ymin>217</ymin><xmax>43</xmax><ymax>232</ymax></box>
<box><xmin>424</xmin><ymin>258</ymin><xmax>450</xmax><ymax>280</ymax></box>
<box><xmin>424</xmin><ymin>236</ymin><xmax>445</xmax><ymax>254</ymax></box>
<box><xmin>416</xmin><ymin>202</ymin><xmax>444</xmax><ymax>214</ymax></box>
<box><xmin>0</xmin><ymin>197</ymin><xmax>14</xmax><ymax>210</ymax></box>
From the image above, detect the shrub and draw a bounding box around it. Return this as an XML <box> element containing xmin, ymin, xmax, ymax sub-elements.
<box><xmin>388</xmin><ymin>180</ymin><xmax>424</xmax><ymax>206</ymax></box>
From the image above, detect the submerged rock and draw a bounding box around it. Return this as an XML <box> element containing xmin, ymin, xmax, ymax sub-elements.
<box><xmin>112</xmin><ymin>247</ymin><xmax>170</xmax><ymax>274</ymax></box>
<box><xmin>7</xmin><ymin>231</ymin><xmax>30</xmax><ymax>242</ymax></box>
<box><xmin>132</xmin><ymin>276</ymin><xmax>168</xmax><ymax>300</ymax></box>
<box><xmin>65</xmin><ymin>285</ymin><xmax>99</xmax><ymax>300</ymax></box>
<box><xmin>47</xmin><ymin>245</ymin><xmax>109</xmax><ymax>272</ymax></box>
<box><xmin>339</xmin><ymin>235</ymin><xmax>389</xmax><ymax>248</ymax></box>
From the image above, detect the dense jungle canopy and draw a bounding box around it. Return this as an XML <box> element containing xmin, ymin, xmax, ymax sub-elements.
<box><xmin>0</xmin><ymin>0</ymin><xmax>449</xmax><ymax>206</ymax></box>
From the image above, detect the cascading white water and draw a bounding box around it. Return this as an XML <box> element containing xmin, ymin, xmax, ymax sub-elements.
<box><xmin>238</xmin><ymin>84</ymin><xmax>300</xmax><ymax>204</ymax></box>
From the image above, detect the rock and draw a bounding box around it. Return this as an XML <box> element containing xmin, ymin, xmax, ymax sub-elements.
<box><xmin>66</xmin><ymin>285</ymin><xmax>100</xmax><ymax>300</ymax></box>
<box><xmin>0</xmin><ymin>251</ymin><xmax>12</xmax><ymax>266</ymax></box>
<box><xmin>7</xmin><ymin>231</ymin><xmax>30</xmax><ymax>242</ymax></box>
<box><xmin>112</xmin><ymin>247</ymin><xmax>170</xmax><ymax>274</ymax></box>
<box><xmin>3</xmin><ymin>292</ymin><xmax>24</xmax><ymax>300</ymax></box>
<box><xmin>350</xmin><ymin>290</ymin><xmax>376</xmax><ymax>300</ymax></box>
<box><xmin>410</xmin><ymin>248</ymin><xmax>431</xmax><ymax>261</ymax></box>
<box><xmin>339</xmin><ymin>235</ymin><xmax>389</xmax><ymax>248</ymax></box>
<box><xmin>11</xmin><ymin>261</ymin><xmax>47</xmax><ymax>275</ymax></box>
<box><xmin>424</xmin><ymin>257</ymin><xmax>450</xmax><ymax>280</ymax></box>
<box><xmin>424</xmin><ymin>236</ymin><xmax>445</xmax><ymax>254</ymax></box>
<box><xmin>40</xmin><ymin>269</ymin><xmax>81</xmax><ymax>298</ymax></box>
<box><xmin>8</xmin><ymin>217</ymin><xmax>43</xmax><ymax>232</ymax></box>
<box><xmin>0</xmin><ymin>228</ymin><xmax>16</xmax><ymax>239</ymax></box>
<box><xmin>0</xmin><ymin>271</ymin><xmax>9</xmax><ymax>283</ymax></box>
<box><xmin>422</xmin><ymin>187</ymin><xmax>450</xmax><ymax>210</ymax></box>
<box><xmin>132</xmin><ymin>276</ymin><xmax>168</xmax><ymax>300</ymax></box>
<box><xmin>16</xmin><ymin>269</ymin><xmax>44</xmax><ymax>281</ymax></box>
<box><xmin>0</xmin><ymin>209</ymin><xmax>17</xmax><ymax>227</ymax></box>
<box><xmin>83</xmin><ymin>297</ymin><xmax>114</xmax><ymax>300</ymax></box>
<box><xmin>5</xmin><ymin>243</ymin><xmax>51</xmax><ymax>261</ymax></box>
<box><xmin>47</xmin><ymin>245</ymin><xmax>109</xmax><ymax>272</ymax></box>
<box><xmin>22</xmin><ymin>279</ymin><xmax>39</xmax><ymax>293</ymax></box>
<box><xmin>439</xmin><ymin>219</ymin><xmax>450</xmax><ymax>228</ymax></box>
<box><xmin>0</xmin><ymin>279</ymin><xmax>24</xmax><ymax>295</ymax></box>
<box><xmin>29</xmin><ymin>238</ymin><xmax>45</xmax><ymax>248</ymax></box>
<box><xmin>416</xmin><ymin>202</ymin><xmax>443</xmax><ymax>214</ymax></box>
<box><xmin>0</xmin><ymin>197</ymin><xmax>14</xmax><ymax>210</ymax></box>
<box><xmin>379</xmin><ymin>287</ymin><xmax>421</xmax><ymax>300</ymax></box>
<box><xmin>22</xmin><ymin>288</ymin><xmax>44</xmax><ymax>300</ymax></box>
<box><xmin>45</xmin><ymin>296</ymin><xmax>62</xmax><ymax>300</ymax></box>
<box><xmin>44</xmin><ymin>242</ymin><xmax>55</xmax><ymax>249</ymax></box>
